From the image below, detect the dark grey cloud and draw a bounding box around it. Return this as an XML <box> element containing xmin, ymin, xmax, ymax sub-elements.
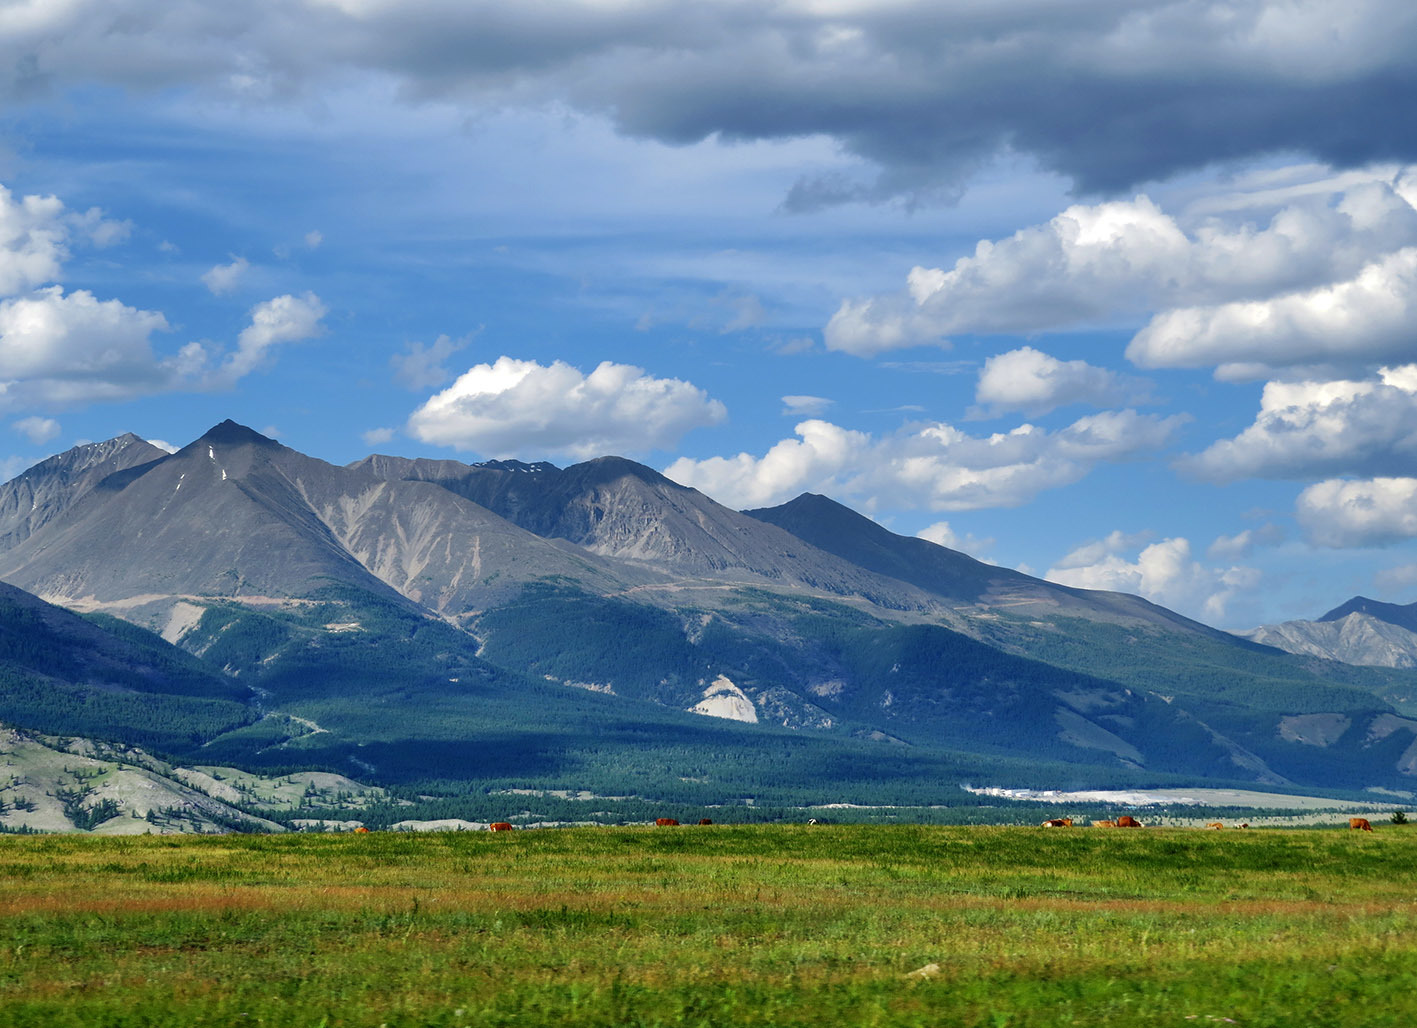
<box><xmin>5</xmin><ymin>1</ymin><xmax>1416</xmax><ymax>203</ymax></box>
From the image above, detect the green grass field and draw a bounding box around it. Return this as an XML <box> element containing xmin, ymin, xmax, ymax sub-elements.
<box><xmin>0</xmin><ymin>825</ymin><xmax>1413</xmax><ymax>1027</ymax></box>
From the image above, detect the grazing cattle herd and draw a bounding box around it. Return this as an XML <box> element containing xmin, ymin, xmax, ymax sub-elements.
<box><xmin>354</xmin><ymin>813</ymin><xmax>1399</xmax><ymax>833</ymax></box>
<box><xmin>1035</xmin><ymin>816</ymin><xmax>1361</xmax><ymax>830</ymax></box>
<box><xmin>478</xmin><ymin>815</ymin><xmax>1386</xmax><ymax>832</ymax></box>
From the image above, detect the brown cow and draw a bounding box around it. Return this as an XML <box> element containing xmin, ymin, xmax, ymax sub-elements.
<box><xmin>1350</xmin><ymin>817</ymin><xmax>1374</xmax><ymax>832</ymax></box>
<box><xmin>1040</xmin><ymin>818</ymin><xmax>1073</xmax><ymax>827</ymax></box>
<box><xmin>655</xmin><ymin>817</ymin><xmax>680</xmax><ymax>827</ymax></box>
<box><xmin>698</xmin><ymin>818</ymin><xmax>713</xmax><ymax>825</ymax></box>
<box><xmin>354</xmin><ymin>826</ymin><xmax>370</xmax><ymax>834</ymax></box>
<box><xmin>489</xmin><ymin>822</ymin><xmax>514</xmax><ymax>832</ymax></box>
<box><xmin>1238</xmin><ymin>823</ymin><xmax>1249</xmax><ymax>829</ymax></box>
<box><xmin>1116</xmin><ymin>816</ymin><xmax>1142</xmax><ymax>828</ymax></box>
<box><xmin>1205</xmin><ymin>822</ymin><xmax>1224</xmax><ymax>830</ymax></box>
<box><xmin>1092</xmin><ymin>820</ymin><xmax>1117</xmax><ymax>828</ymax></box>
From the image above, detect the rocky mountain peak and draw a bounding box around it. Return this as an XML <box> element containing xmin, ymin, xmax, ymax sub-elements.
<box><xmin>188</xmin><ymin>420</ymin><xmax>281</xmax><ymax>450</ymax></box>
<box><xmin>1320</xmin><ymin>596</ymin><xmax>1417</xmax><ymax>635</ymax></box>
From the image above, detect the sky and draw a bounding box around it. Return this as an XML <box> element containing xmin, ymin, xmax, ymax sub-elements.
<box><xmin>0</xmin><ymin>0</ymin><xmax>1415</xmax><ymax>630</ymax></box>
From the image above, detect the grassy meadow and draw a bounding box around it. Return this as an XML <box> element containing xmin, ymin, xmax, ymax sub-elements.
<box><xmin>0</xmin><ymin>824</ymin><xmax>1413</xmax><ymax>1027</ymax></box>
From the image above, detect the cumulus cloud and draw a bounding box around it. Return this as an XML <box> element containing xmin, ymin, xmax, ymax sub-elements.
<box><xmin>917</xmin><ymin>521</ymin><xmax>994</xmax><ymax>561</ymax></box>
<box><xmin>1184</xmin><ymin>366</ymin><xmax>1417</xmax><ymax>482</ymax></box>
<box><xmin>362</xmin><ymin>426</ymin><xmax>395</xmax><ymax>446</ymax></box>
<box><xmin>1296</xmin><ymin>477</ymin><xmax>1417</xmax><ymax>548</ymax></box>
<box><xmin>11</xmin><ymin>416</ymin><xmax>59</xmax><ymax>444</ymax></box>
<box><xmin>1129</xmin><ymin>248</ymin><xmax>1417</xmax><ymax>378</ymax></box>
<box><xmin>0</xmin><ymin>178</ymin><xmax>317</xmax><ymax>412</ymax></box>
<box><xmin>0</xmin><ymin>187</ymin><xmax>78</xmax><ymax>296</ymax></box>
<box><xmin>0</xmin><ymin>287</ymin><xmax>173</xmax><ymax>409</ymax></box>
<box><xmin>664</xmin><ymin>410</ymin><xmax>1184</xmax><ymax>512</ymax></box>
<box><xmin>406</xmin><ymin>356</ymin><xmax>727</xmax><ymax>458</ymax></box>
<box><xmin>392</xmin><ymin>334</ymin><xmax>472</xmax><ymax>391</ymax></box>
<box><xmin>1047</xmin><ymin>534</ymin><xmax>1261</xmax><ymax>624</ymax></box>
<box><xmin>826</xmin><ymin>179</ymin><xmax>1417</xmax><ymax>356</ymax></box>
<box><xmin>974</xmin><ymin>346</ymin><xmax>1151</xmax><ymax>417</ymax></box>
<box><xmin>201</xmin><ymin>256</ymin><xmax>250</xmax><ymax>295</ymax></box>
<box><xmin>220</xmin><ymin>292</ymin><xmax>327</xmax><ymax>381</ymax></box>
<box><xmin>6</xmin><ymin>3</ymin><xmax>1417</xmax><ymax>205</ymax></box>
<box><xmin>0</xmin><ymin>186</ymin><xmax>133</xmax><ymax>299</ymax></box>
<box><xmin>0</xmin><ymin>287</ymin><xmax>327</xmax><ymax>409</ymax></box>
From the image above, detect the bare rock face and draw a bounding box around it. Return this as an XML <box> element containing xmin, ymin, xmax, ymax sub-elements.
<box><xmin>0</xmin><ymin>422</ymin><xmax>637</xmax><ymax>623</ymax></box>
<box><xmin>0</xmin><ymin>433</ymin><xmax>167</xmax><ymax>554</ymax></box>
<box><xmin>1242</xmin><ymin>612</ymin><xmax>1417</xmax><ymax>669</ymax></box>
<box><xmin>746</xmin><ymin>492</ymin><xmax>1226</xmax><ymax>632</ymax></box>
<box><xmin>354</xmin><ymin>453</ymin><xmax>945</xmax><ymax>609</ymax></box>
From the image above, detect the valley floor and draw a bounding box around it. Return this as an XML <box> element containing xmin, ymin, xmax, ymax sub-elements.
<box><xmin>0</xmin><ymin>824</ymin><xmax>1413</xmax><ymax>1026</ymax></box>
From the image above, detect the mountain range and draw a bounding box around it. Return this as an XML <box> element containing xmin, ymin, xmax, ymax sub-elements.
<box><xmin>2</xmin><ymin>420</ymin><xmax>1417</xmax><ymax>827</ymax></box>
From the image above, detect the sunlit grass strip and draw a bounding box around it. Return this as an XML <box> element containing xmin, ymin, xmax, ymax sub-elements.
<box><xmin>0</xmin><ymin>825</ymin><xmax>1414</xmax><ymax>1027</ymax></box>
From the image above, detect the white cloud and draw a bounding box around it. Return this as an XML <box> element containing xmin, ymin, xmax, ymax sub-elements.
<box><xmin>1296</xmin><ymin>477</ymin><xmax>1417</xmax><ymax>548</ymax></box>
<box><xmin>11</xmin><ymin>416</ymin><xmax>59</xmax><ymax>444</ymax></box>
<box><xmin>67</xmin><ymin>206</ymin><xmax>131</xmax><ymax>248</ymax></box>
<box><xmin>825</xmin><ymin>180</ymin><xmax>1417</xmax><ymax>356</ymax></box>
<box><xmin>1129</xmin><ymin>247</ymin><xmax>1417</xmax><ymax>378</ymax></box>
<box><xmin>0</xmin><ymin>186</ymin><xmax>70</xmax><ymax>297</ymax></box>
<box><xmin>767</xmin><ymin>336</ymin><xmax>816</xmax><ymax>356</ymax></box>
<box><xmin>304</xmin><ymin>229</ymin><xmax>323</xmax><ymax>249</ymax></box>
<box><xmin>1046</xmin><ymin>535</ymin><xmax>1261</xmax><ymax>624</ymax></box>
<box><xmin>974</xmin><ymin>346</ymin><xmax>1150</xmax><ymax>417</ymax></box>
<box><xmin>1184</xmin><ymin>366</ymin><xmax>1417</xmax><ymax>482</ymax></box>
<box><xmin>201</xmin><ymin>256</ymin><xmax>250</xmax><ymax>295</ymax></box>
<box><xmin>406</xmin><ymin>356</ymin><xmax>727</xmax><ymax>458</ymax></box>
<box><xmin>0</xmin><ymin>287</ymin><xmax>172</xmax><ymax>409</ymax></box>
<box><xmin>1051</xmin><ymin>529</ymin><xmax>1156</xmax><ymax>572</ymax></box>
<box><xmin>0</xmin><ymin>186</ymin><xmax>132</xmax><ymax>299</ymax></box>
<box><xmin>781</xmin><ymin>394</ymin><xmax>832</xmax><ymax>416</ymax></box>
<box><xmin>0</xmin><ymin>285</ymin><xmax>324</xmax><ymax>412</ymax></box>
<box><xmin>146</xmin><ymin>438</ymin><xmax>178</xmax><ymax>453</ymax></box>
<box><xmin>362</xmin><ymin>426</ymin><xmax>395</xmax><ymax>446</ymax></box>
<box><xmin>221</xmin><ymin>292</ymin><xmax>326</xmax><ymax>381</ymax></box>
<box><xmin>917</xmin><ymin>521</ymin><xmax>994</xmax><ymax>560</ymax></box>
<box><xmin>664</xmin><ymin>410</ymin><xmax>1184</xmax><ymax>512</ymax></box>
<box><xmin>1206</xmin><ymin>524</ymin><xmax>1284</xmax><ymax>561</ymax></box>
<box><xmin>392</xmin><ymin>334</ymin><xmax>472</xmax><ymax>391</ymax></box>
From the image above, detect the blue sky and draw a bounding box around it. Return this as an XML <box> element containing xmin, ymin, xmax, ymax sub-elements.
<box><xmin>1</xmin><ymin>1</ymin><xmax>1416</xmax><ymax>629</ymax></box>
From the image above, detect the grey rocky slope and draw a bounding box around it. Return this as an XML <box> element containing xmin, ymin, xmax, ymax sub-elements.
<box><xmin>0</xmin><ymin>433</ymin><xmax>167</xmax><ymax>553</ymax></box>
<box><xmin>1243</xmin><ymin>597</ymin><xmax>1417</xmax><ymax>669</ymax></box>
<box><xmin>351</xmin><ymin>453</ymin><xmax>946</xmax><ymax>612</ymax></box>
<box><xmin>745</xmin><ymin>493</ymin><xmax>1225</xmax><ymax>631</ymax></box>
<box><xmin>1322</xmin><ymin>596</ymin><xmax>1417</xmax><ymax>634</ymax></box>
<box><xmin>0</xmin><ymin>421</ymin><xmax>641</xmax><ymax>625</ymax></box>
